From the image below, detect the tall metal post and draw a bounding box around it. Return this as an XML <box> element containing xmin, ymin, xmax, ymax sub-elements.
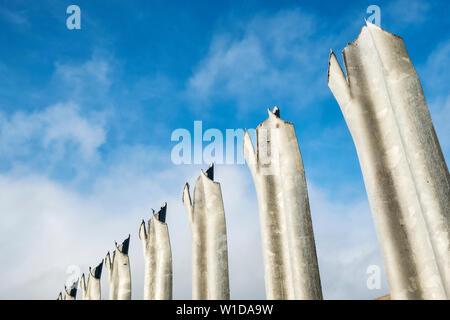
<box><xmin>80</xmin><ymin>261</ymin><xmax>103</xmax><ymax>300</ymax></box>
<box><xmin>139</xmin><ymin>203</ymin><xmax>173</xmax><ymax>300</ymax></box>
<box><xmin>182</xmin><ymin>164</ymin><xmax>230</xmax><ymax>299</ymax></box>
<box><xmin>243</xmin><ymin>107</ymin><xmax>322</xmax><ymax>300</ymax></box>
<box><xmin>63</xmin><ymin>280</ymin><xmax>78</xmax><ymax>300</ymax></box>
<box><xmin>328</xmin><ymin>21</ymin><xmax>449</xmax><ymax>299</ymax></box>
<box><xmin>105</xmin><ymin>236</ymin><xmax>132</xmax><ymax>300</ymax></box>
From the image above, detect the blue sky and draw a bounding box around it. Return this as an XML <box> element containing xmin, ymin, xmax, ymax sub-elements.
<box><xmin>0</xmin><ymin>0</ymin><xmax>448</xmax><ymax>299</ymax></box>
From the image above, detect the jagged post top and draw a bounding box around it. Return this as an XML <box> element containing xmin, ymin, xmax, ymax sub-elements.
<box><xmin>139</xmin><ymin>219</ymin><xmax>147</xmax><ymax>240</ymax></box>
<box><xmin>249</xmin><ymin>106</ymin><xmax>293</xmax><ymax>135</ymax></box>
<box><xmin>81</xmin><ymin>261</ymin><xmax>102</xmax><ymax>296</ymax></box>
<box><xmin>106</xmin><ymin>235</ymin><xmax>130</xmax><ymax>270</ymax></box>
<box><xmin>327</xmin><ymin>20</ymin><xmax>404</xmax><ymax>88</ymax></box>
<box><xmin>271</xmin><ymin>106</ymin><xmax>280</xmax><ymax>118</ymax></box>
<box><xmin>205</xmin><ymin>163</ymin><xmax>214</xmax><ymax>181</ymax></box>
<box><xmin>80</xmin><ymin>273</ymin><xmax>86</xmax><ymax>292</ymax></box>
<box><xmin>154</xmin><ymin>202</ymin><xmax>168</xmax><ymax>223</ymax></box>
<box><xmin>107</xmin><ymin>235</ymin><xmax>130</xmax><ymax>266</ymax></box>
<box><xmin>244</xmin><ymin>106</ymin><xmax>298</xmax><ymax>175</ymax></box>
<box><xmin>105</xmin><ymin>251</ymin><xmax>112</xmax><ymax>269</ymax></box>
<box><xmin>65</xmin><ymin>279</ymin><xmax>78</xmax><ymax>298</ymax></box>
<box><xmin>244</xmin><ymin>106</ymin><xmax>281</xmax><ymax>139</ymax></box>
<box><xmin>182</xmin><ymin>163</ymin><xmax>219</xmax><ymax>225</ymax></box>
<box><xmin>263</xmin><ymin>106</ymin><xmax>282</xmax><ymax>123</ymax></box>
<box><xmin>183</xmin><ymin>163</ymin><xmax>217</xmax><ymax>205</ymax></box>
<box><xmin>90</xmin><ymin>260</ymin><xmax>103</xmax><ymax>279</ymax></box>
<box><xmin>139</xmin><ymin>202</ymin><xmax>169</xmax><ymax>240</ymax></box>
<box><xmin>116</xmin><ymin>235</ymin><xmax>130</xmax><ymax>255</ymax></box>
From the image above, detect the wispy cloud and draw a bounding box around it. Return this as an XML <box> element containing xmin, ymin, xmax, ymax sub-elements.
<box><xmin>0</xmin><ymin>7</ymin><xmax>29</xmax><ymax>26</ymax></box>
<box><xmin>0</xmin><ymin>157</ymin><xmax>385</xmax><ymax>299</ymax></box>
<box><xmin>51</xmin><ymin>54</ymin><xmax>115</xmax><ymax>103</ymax></box>
<box><xmin>0</xmin><ymin>102</ymin><xmax>106</xmax><ymax>162</ymax></box>
<box><xmin>186</xmin><ymin>9</ymin><xmax>332</xmax><ymax>113</ymax></box>
<box><xmin>308</xmin><ymin>183</ymin><xmax>388</xmax><ymax>299</ymax></box>
<box><xmin>386</xmin><ymin>0</ymin><xmax>431</xmax><ymax>24</ymax></box>
<box><xmin>1</xmin><ymin>2</ymin><xmax>445</xmax><ymax>300</ymax></box>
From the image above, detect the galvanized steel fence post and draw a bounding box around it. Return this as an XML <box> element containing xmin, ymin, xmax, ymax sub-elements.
<box><xmin>80</xmin><ymin>261</ymin><xmax>103</xmax><ymax>300</ymax></box>
<box><xmin>105</xmin><ymin>236</ymin><xmax>132</xmax><ymax>300</ymax></box>
<box><xmin>328</xmin><ymin>21</ymin><xmax>449</xmax><ymax>299</ymax></box>
<box><xmin>139</xmin><ymin>203</ymin><xmax>173</xmax><ymax>300</ymax></box>
<box><xmin>243</xmin><ymin>107</ymin><xmax>323</xmax><ymax>300</ymax></box>
<box><xmin>183</xmin><ymin>164</ymin><xmax>230</xmax><ymax>300</ymax></box>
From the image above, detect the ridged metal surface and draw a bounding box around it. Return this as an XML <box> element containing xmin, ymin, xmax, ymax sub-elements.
<box><xmin>328</xmin><ymin>21</ymin><xmax>449</xmax><ymax>299</ymax></box>
<box><xmin>243</xmin><ymin>107</ymin><xmax>322</xmax><ymax>300</ymax></box>
<box><xmin>139</xmin><ymin>203</ymin><xmax>173</xmax><ymax>300</ymax></box>
<box><xmin>63</xmin><ymin>281</ymin><xmax>77</xmax><ymax>300</ymax></box>
<box><xmin>105</xmin><ymin>236</ymin><xmax>132</xmax><ymax>300</ymax></box>
<box><xmin>183</xmin><ymin>164</ymin><xmax>230</xmax><ymax>300</ymax></box>
<box><xmin>80</xmin><ymin>261</ymin><xmax>103</xmax><ymax>300</ymax></box>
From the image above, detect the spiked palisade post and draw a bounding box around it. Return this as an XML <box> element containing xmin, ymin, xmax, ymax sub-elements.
<box><xmin>243</xmin><ymin>107</ymin><xmax>322</xmax><ymax>300</ymax></box>
<box><xmin>105</xmin><ymin>236</ymin><xmax>132</xmax><ymax>300</ymax></box>
<box><xmin>80</xmin><ymin>260</ymin><xmax>103</xmax><ymax>300</ymax></box>
<box><xmin>139</xmin><ymin>203</ymin><xmax>173</xmax><ymax>300</ymax></box>
<box><xmin>63</xmin><ymin>280</ymin><xmax>78</xmax><ymax>300</ymax></box>
<box><xmin>182</xmin><ymin>164</ymin><xmax>230</xmax><ymax>300</ymax></box>
<box><xmin>328</xmin><ymin>21</ymin><xmax>449</xmax><ymax>299</ymax></box>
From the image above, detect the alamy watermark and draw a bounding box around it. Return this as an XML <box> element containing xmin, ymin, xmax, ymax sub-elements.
<box><xmin>66</xmin><ymin>5</ymin><xmax>81</xmax><ymax>30</ymax></box>
<box><xmin>170</xmin><ymin>120</ymin><xmax>284</xmax><ymax>176</ymax></box>
<box><xmin>366</xmin><ymin>265</ymin><xmax>381</xmax><ymax>290</ymax></box>
<box><xmin>367</xmin><ymin>5</ymin><xmax>381</xmax><ymax>27</ymax></box>
<box><xmin>171</xmin><ymin>121</ymin><xmax>255</xmax><ymax>165</ymax></box>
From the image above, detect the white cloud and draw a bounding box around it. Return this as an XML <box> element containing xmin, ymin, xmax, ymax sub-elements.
<box><xmin>186</xmin><ymin>9</ymin><xmax>331</xmax><ymax>112</ymax></box>
<box><xmin>307</xmin><ymin>183</ymin><xmax>388</xmax><ymax>299</ymax></box>
<box><xmin>0</xmin><ymin>8</ymin><xmax>398</xmax><ymax>300</ymax></box>
<box><xmin>0</xmin><ymin>102</ymin><xmax>106</xmax><ymax>162</ymax></box>
<box><xmin>0</xmin><ymin>53</ymin><xmax>122</xmax><ymax>195</ymax></box>
<box><xmin>43</xmin><ymin>54</ymin><xmax>117</xmax><ymax>112</ymax></box>
<box><xmin>0</xmin><ymin>157</ymin><xmax>191</xmax><ymax>299</ymax></box>
<box><xmin>53</xmin><ymin>56</ymin><xmax>113</xmax><ymax>94</ymax></box>
<box><xmin>386</xmin><ymin>0</ymin><xmax>430</xmax><ymax>24</ymax></box>
<box><xmin>0</xmin><ymin>7</ymin><xmax>29</xmax><ymax>26</ymax></box>
<box><xmin>0</xmin><ymin>153</ymin><xmax>386</xmax><ymax>299</ymax></box>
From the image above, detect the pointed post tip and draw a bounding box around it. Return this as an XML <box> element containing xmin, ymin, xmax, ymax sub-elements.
<box><xmin>119</xmin><ymin>235</ymin><xmax>130</xmax><ymax>255</ymax></box>
<box><xmin>157</xmin><ymin>202</ymin><xmax>167</xmax><ymax>223</ymax></box>
<box><xmin>139</xmin><ymin>219</ymin><xmax>147</xmax><ymax>240</ymax></box>
<box><xmin>327</xmin><ymin>51</ymin><xmax>346</xmax><ymax>87</ymax></box>
<box><xmin>272</xmin><ymin>106</ymin><xmax>280</xmax><ymax>118</ymax></box>
<box><xmin>105</xmin><ymin>251</ymin><xmax>112</xmax><ymax>269</ymax></box>
<box><xmin>267</xmin><ymin>106</ymin><xmax>280</xmax><ymax>119</ymax></box>
<box><xmin>182</xmin><ymin>183</ymin><xmax>191</xmax><ymax>204</ymax></box>
<box><xmin>93</xmin><ymin>261</ymin><xmax>103</xmax><ymax>279</ymax></box>
<box><xmin>205</xmin><ymin>163</ymin><xmax>214</xmax><ymax>181</ymax></box>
